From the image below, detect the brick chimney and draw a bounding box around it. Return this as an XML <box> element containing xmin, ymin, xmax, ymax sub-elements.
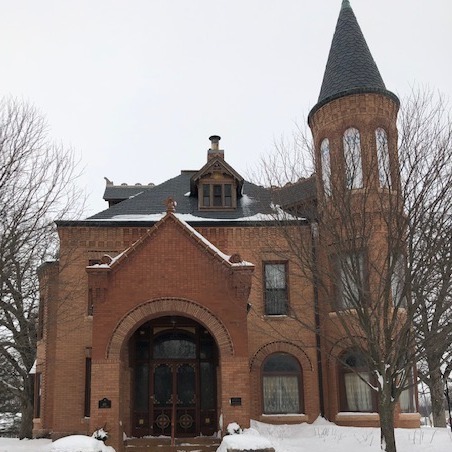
<box><xmin>207</xmin><ymin>135</ymin><xmax>224</xmax><ymax>161</ymax></box>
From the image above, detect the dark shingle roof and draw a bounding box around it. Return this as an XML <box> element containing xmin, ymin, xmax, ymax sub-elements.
<box><xmin>309</xmin><ymin>0</ymin><xmax>399</xmax><ymax>121</ymax></box>
<box><xmin>273</xmin><ymin>176</ymin><xmax>317</xmax><ymax>219</ymax></box>
<box><xmin>103</xmin><ymin>184</ymin><xmax>154</xmax><ymax>202</ymax></box>
<box><xmin>87</xmin><ymin>170</ymin><xmax>275</xmax><ymax>221</ymax></box>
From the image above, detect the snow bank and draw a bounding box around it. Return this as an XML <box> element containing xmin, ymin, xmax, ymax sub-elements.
<box><xmin>217</xmin><ymin>427</ymin><xmax>273</xmax><ymax>452</ymax></box>
<box><xmin>50</xmin><ymin>435</ymin><xmax>115</xmax><ymax>452</ymax></box>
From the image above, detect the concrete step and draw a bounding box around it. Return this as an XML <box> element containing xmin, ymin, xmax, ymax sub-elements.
<box><xmin>124</xmin><ymin>437</ymin><xmax>220</xmax><ymax>452</ymax></box>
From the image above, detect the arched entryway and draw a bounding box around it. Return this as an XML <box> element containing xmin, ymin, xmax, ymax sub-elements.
<box><xmin>129</xmin><ymin>316</ymin><xmax>218</xmax><ymax>438</ymax></box>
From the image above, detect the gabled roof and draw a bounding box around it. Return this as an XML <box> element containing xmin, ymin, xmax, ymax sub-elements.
<box><xmin>309</xmin><ymin>0</ymin><xmax>399</xmax><ymax>121</ymax></box>
<box><xmin>190</xmin><ymin>156</ymin><xmax>244</xmax><ymax>195</ymax></box>
<box><xmin>86</xmin><ymin>212</ymin><xmax>255</xmax><ymax>272</ymax></box>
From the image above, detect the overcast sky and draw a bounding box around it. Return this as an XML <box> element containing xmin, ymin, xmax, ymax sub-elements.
<box><xmin>1</xmin><ymin>0</ymin><xmax>451</xmax><ymax>216</ymax></box>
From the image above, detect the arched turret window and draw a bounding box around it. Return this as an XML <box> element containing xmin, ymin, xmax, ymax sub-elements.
<box><xmin>375</xmin><ymin>128</ymin><xmax>391</xmax><ymax>187</ymax></box>
<box><xmin>343</xmin><ymin>128</ymin><xmax>363</xmax><ymax>189</ymax></box>
<box><xmin>320</xmin><ymin>139</ymin><xmax>331</xmax><ymax>196</ymax></box>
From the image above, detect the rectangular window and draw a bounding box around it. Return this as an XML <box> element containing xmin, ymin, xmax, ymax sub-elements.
<box><xmin>213</xmin><ymin>185</ymin><xmax>222</xmax><ymax>206</ymax></box>
<box><xmin>263</xmin><ymin>375</ymin><xmax>300</xmax><ymax>413</ymax></box>
<box><xmin>264</xmin><ymin>263</ymin><xmax>288</xmax><ymax>315</ymax></box>
<box><xmin>224</xmin><ymin>184</ymin><xmax>232</xmax><ymax>207</ymax></box>
<box><xmin>344</xmin><ymin>372</ymin><xmax>372</xmax><ymax>411</ymax></box>
<box><xmin>88</xmin><ymin>289</ymin><xmax>94</xmax><ymax>316</ymax></box>
<box><xmin>84</xmin><ymin>356</ymin><xmax>92</xmax><ymax>417</ymax></box>
<box><xmin>203</xmin><ymin>184</ymin><xmax>210</xmax><ymax>207</ymax></box>
<box><xmin>37</xmin><ymin>298</ymin><xmax>44</xmax><ymax>340</ymax></box>
<box><xmin>337</xmin><ymin>252</ymin><xmax>364</xmax><ymax>309</ymax></box>
<box><xmin>34</xmin><ymin>373</ymin><xmax>42</xmax><ymax>418</ymax></box>
<box><xmin>399</xmin><ymin>371</ymin><xmax>416</xmax><ymax>413</ymax></box>
<box><xmin>201</xmin><ymin>183</ymin><xmax>234</xmax><ymax>208</ymax></box>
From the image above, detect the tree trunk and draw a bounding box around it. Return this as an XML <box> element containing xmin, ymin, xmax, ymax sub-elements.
<box><xmin>429</xmin><ymin>367</ymin><xmax>446</xmax><ymax>427</ymax></box>
<box><xmin>379</xmin><ymin>387</ymin><xmax>397</xmax><ymax>452</ymax></box>
<box><xmin>19</xmin><ymin>377</ymin><xmax>34</xmax><ymax>439</ymax></box>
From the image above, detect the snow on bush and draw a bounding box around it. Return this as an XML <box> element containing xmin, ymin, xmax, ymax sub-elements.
<box><xmin>50</xmin><ymin>435</ymin><xmax>115</xmax><ymax>452</ymax></box>
<box><xmin>227</xmin><ymin>422</ymin><xmax>242</xmax><ymax>435</ymax></box>
<box><xmin>218</xmin><ymin>427</ymin><xmax>273</xmax><ymax>452</ymax></box>
<box><xmin>92</xmin><ymin>427</ymin><xmax>108</xmax><ymax>442</ymax></box>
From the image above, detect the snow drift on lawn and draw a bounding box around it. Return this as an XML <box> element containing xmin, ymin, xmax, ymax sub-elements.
<box><xmin>1</xmin><ymin>419</ymin><xmax>452</xmax><ymax>452</ymax></box>
<box><xmin>50</xmin><ymin>435</ymin><xmax>115</xmax><ymax>452</ymax></box>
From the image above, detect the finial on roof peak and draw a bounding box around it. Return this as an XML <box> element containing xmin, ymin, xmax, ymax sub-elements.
<box><xmin>342</xmin><ymin>0</ymin><xmax>351</xmax><ymax>9</ymax></box>
<box><xmin>165</xmin><ymin>197</ymin><xmax>177</xmax><ymax>213</ymax></box>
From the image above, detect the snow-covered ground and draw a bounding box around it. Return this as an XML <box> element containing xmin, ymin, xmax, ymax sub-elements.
<box><xmin>1</xmin><ymin>418</ymin><xmax>452</xmax><ymax>452</ymax></box>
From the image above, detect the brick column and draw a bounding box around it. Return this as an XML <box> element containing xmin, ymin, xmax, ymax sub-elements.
<box><xmin>90</xmin><ymin>359</ymin><xmax>124</xmax><ymax>452</ymax></box>
<box><xmin>220</xmin><ymin>356</ymin><xmax>251</xmax><ymax>431</ymax></box>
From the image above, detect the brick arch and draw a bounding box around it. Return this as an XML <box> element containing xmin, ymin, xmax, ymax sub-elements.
<box><xmin>249</xmin><ymin>341</ymin><xmax>313</xmax><ymax>372</ymax></box>
<box><xmin>106</xmin><ymin>297</ymin><xmax>234</xmax><ymax>359</ymax></box>
<box><xmin>327</xmin><ymin>335</ymin><xmax>368</xmax><ymax>366</ymax></box>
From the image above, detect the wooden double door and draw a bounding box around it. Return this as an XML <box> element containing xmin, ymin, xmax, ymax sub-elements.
<box><xmin>131</xmin><ymin>317</ymin><xmax>218</xmax><ymax>438</ymax></box>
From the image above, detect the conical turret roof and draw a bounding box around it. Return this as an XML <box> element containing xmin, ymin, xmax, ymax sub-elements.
<box><xmin>309</xmin><ymin>1</ymin><xmax>398</xmax><ymax>121</ymax></box>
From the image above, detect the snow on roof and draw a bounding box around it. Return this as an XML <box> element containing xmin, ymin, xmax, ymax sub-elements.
<box><xmin>84</xmin><ymin>207</ymin><xmax>303</xmax><ymax>223</ymax></box>
<box><xmin>175</xmin><ymin>214</ymin><xmax>254</xmax><ymax>267</ymax></box>
<box><xmin>86</xmin><ymin>213</ymin><xmax>255</xmax><ymax>270</ymax></box>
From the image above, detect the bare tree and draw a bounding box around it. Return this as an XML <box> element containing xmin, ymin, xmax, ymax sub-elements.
<box><xmin>253</xmin><ymin>89</ymin><xmax>452</xmax><ymax>452</ymax></box>
<box><xmin>403</xmin><ymin>91</ymin><xmax>452</xmax><ymax>428</ymax></box>
<box><xmin>0</xmin><ymin>98</ymin><xmax>83</xmax><ymax>438</ymax></box>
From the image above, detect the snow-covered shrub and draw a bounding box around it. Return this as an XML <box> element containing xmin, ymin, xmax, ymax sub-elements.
<box><xmin>226</xmin><ymin>422</ymin><xmax>242</xmax><ymax>435</ymax></box>
<box><xmin>51</xmin><ymin>434</ymin><xmax>115</xmax><ymax>452</ymax></box>
<box><xmin>92</xmin><ymin>427</ymin><xmax>108</xmax><ymax>442</ymax></box>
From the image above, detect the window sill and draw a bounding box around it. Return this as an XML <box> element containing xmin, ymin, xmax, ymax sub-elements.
<box><xmin>198</xmin><ymin>206</ymin><xmax>236</xmax><ymax>211</ymax></box>
<box><xmin>263</xmin><ymin>315</ymin><xmax>293</xmax><ymax>320</ymax></box>
<box><xmin>260</xmin><ymin>414</ymin><xmax>308</xmax><ymax>424</ymax></box>
<box><xmin>336</xmin><ymin>412</ymin><xmax>379</xmax><ymax>421</ymax></box>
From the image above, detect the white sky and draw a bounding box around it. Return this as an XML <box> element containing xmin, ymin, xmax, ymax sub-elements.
<box><xmin>0</xmin><ymin>0</ymin><xmax>451</xmax><ymax>216</ymax></box>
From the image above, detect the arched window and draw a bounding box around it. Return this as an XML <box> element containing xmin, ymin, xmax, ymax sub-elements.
<box><xmin>343</xmin><ymin>128</ymin><xmax>363</xmax><ymax>189</ymax></box>
<box><xmin>262</xmin><ymin>353</ymin><xmax>303</xmax><ymax>414</ymax></box>
<box><xmin>320</xmin><ymin>138</ymin><xmax>332</xmax><ymax>196</ymax></box>
<box><xmin>339</xmin><ymin>349</ymin><xmax>376</xmax><ymax>412</ymax></box>
<box><xmin>376</xmin><ymin>128</ymin><xmax>391</xmax><ymax>187</ymax></box>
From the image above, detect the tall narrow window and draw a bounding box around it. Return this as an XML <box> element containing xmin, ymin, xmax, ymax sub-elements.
<box><xmin>37</xmin><ymin>297</ymin><xmax>44</xmax><ymax>340</ymax></box>
<box><xmin>391</xmin><ymin>255</ymin><xmax>406</xmax><ymax>307</ymax></box>
<box><xmin>224</xmin><ymin>184</ymin><xmax>232</xmax><ymax>207</ymax></box>
<box><xmin>84</xmin><ymin>351</ymin><xmax>92</xmax><ymax>417</ymax></box>
<box><xmin>320</xmin><ymin>138</ymin><xmax>332</xmax><ymax>196</ymax></box>
<box><xmin>203</xmin><ymin>184</ymin><xmax>210</xmax><ymax>207</ymax></box>
<box><xmin>264</xmin><ymin>263</ymin><xmax>288</xmax><ymax>315</ymax></box>
<box><xmin>343</xmin><ymin>128</ymin><xmax>363</xmax><ymax>189</ymax></box>
<box><xmin>34</xmin><ymin>373</ymin><xmax>42</xmax><ymax>418</ymax></box>
<box><xmin>399</xmin><ymin>370</ymin><xmax>416</xmax><ymax>413</ymax></box>
<box><xmin>262</xmin><ymin>353</ymin><xmax>302</xmax><ymax>414</ymax></box>
<box><xmin>339</xmin><ymin>350</ymin><xmax>376</xmax><ymax>412</ymax></box>
<box><xmin>337</xmin><ymin>252</ymin><xmax>365</xmax><ymax>309</ymax></box>
<box><xmin>213</xmin><ymin>185</ymin><xmax>222</xmax><ymax>206</ymax></box>
<box><xmin>376</xmin><ymin>128</ymin><xmax>391</xmax><ymax>187</ymax></box>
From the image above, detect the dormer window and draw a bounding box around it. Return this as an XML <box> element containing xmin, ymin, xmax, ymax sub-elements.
<box><xmin>201</xmin><ymin>182</ymin><xmax>235</xmax><ymax>208</ymax></box>
<box><xmin>191</xmin><ymin>136</ymin><xmax>244</xmax><ymax>210</ymax></box>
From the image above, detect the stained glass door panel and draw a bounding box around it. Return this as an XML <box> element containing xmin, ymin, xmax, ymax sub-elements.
<box><xmin>175</xmin><ymin>363</ymin><xmax>197</xmax><ymax>436</ymax></box>
<box><xmin>152</xmin><ymin>364</ymin><xmax>173</xmax><ymax>436</ymax></box>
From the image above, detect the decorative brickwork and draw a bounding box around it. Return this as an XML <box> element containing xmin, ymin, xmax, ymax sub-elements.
<box><xmin>106</xmin><ymin>297</ymin><xmax>234</xmax><ymax>359</ymax></box>
<box><xmin>249</xmin><ymin>341</ymin><xmax>313</xmax><ymax>372</ymax></box>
